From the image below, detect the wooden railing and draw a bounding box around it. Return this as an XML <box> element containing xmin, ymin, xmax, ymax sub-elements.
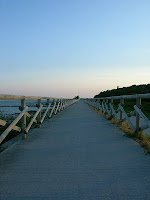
<box><xmin>83</xmin><ymin>93</ymin><xmax>150</xmax><ymax>137</ymax></box>
<box><xmin>0</xmin><ymin>95</ymin><xmax>78</xmax><ymax>144</ymax></box>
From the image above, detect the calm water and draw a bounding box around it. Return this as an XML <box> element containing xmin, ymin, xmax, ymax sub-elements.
<box><xmin>0</xmin><ymin>100</ymin><xmax>48</xmax><ymax>116</ymax></box>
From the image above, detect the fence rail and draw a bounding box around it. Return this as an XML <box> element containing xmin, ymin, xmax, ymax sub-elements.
<box><xmin>0</xmin><ymin>95</ymin><xmax>78</xmax><ymax>144</ymax></box>
<box><xmin>83</xmin><ymin>93</ymin><xmax>150</xmax><ymax>137</ymax></box>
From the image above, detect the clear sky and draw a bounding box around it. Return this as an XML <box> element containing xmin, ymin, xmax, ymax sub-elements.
<box><xmin>0</xmin><ymin>0</ymin><xmax>150</xmax><ymax>98</ymax></box>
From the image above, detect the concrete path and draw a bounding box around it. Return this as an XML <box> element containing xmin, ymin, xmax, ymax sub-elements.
<box><xmin>0</xmin><ymin>100</ymin><xmax>150</xmax><ymax>200</ymax></box>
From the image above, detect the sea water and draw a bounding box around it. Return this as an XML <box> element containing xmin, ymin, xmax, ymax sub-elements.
<box><xmin>0</xmin><ymin>99</ymin><xmax>48</xmax><ymax>116</ymax></box>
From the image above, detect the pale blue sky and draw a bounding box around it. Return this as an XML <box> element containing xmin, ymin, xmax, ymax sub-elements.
<box><xmin>0</xmin><ymin>0</ymin><xmax>150</xmax><ymax>98</ymax></box>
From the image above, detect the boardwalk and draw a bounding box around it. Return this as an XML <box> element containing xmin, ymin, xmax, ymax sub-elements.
<box><xmin>0</xmin><ymin>100</ymin><xmax>150</xmax><ymax>200</ymax></box>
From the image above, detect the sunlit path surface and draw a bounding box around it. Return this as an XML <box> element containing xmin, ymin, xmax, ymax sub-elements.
<box><xmin>0</xmin><ymin>100</ymin><xmax>150</xmax><ymax>200</ymax></box>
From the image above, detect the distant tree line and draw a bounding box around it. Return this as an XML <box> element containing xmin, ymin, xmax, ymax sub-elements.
<box><xmin>74</xmin><ymin>95</ymin><xmax>80</xmax><ymax>99</ymax></box>
<box><xmin>94</xmin><ymin>84</ymin><xmax>150</xmax><ymax>98</ymax></box>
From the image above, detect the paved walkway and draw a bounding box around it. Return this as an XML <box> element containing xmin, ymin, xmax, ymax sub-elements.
<box><xmin>0</xmin><ymin>100</ymin><xmax>150</xmax><ymax>200</ymax></box>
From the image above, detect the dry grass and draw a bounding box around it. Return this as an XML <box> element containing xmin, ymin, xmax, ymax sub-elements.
<box><xmin>111</xmin><ymin>118</ymin><xmax>134</xmax><ymax>134</ymax></box>
<box><xmin>89</xmin><ymin>105</ymin><xmax>109</xmax><ymax>119</ymax></box>
<box><xmin>135</xmin><ymin>132</ymin><xmax>150</xmax><ymax>154</ymax></box>
<box><xmin>89</xmin><ymin>104</ymin><xmax>150</xmax><ymax>154</ymax></box>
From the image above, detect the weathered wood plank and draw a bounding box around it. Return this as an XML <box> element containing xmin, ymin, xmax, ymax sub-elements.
<box><xmin>21</xmin><ymin>99</ymin><xmax>26</xmax><ymax>137</ymax></box>
<box><xmin>49</xmin><ymin>102</ymin><xmax>56</xmax><ymax>118</ymax></box>
<box><xmin>25</xmin><ymin>105</ymin><xmax>43</xmax><ymax>133</ymax></box>
<box><xmin>40</xmin><ymin>103</ymin><xmax>51</xmax><ymax>124</ymax></box>
<box><xmin>109</xmin><ymin>103</ymin><xmax>119</xmax><ymax>121</ymax></box>
<box><xmin>118</xmin><ymin>104</ymin><xmax>136</xmax><ymax>131</ymax></box>
<box><xmin>25</xmin><ymin>112</ymin><xmax>31</xmax><ymax>118</ymax></box>
<box><xmin>59</xmin><ymin>100</ymin><xmax>62</xmax><ymax>112</ymax></box>
<box><xmin>104</xmin><ymin>102</ymin><xmax>110</xmax><ymax>116</ymax></box>
<box><xmin>135</xmin><ymin>98</ymin><xmax>141</xmax><ymax>135</ymax></box>
<box><xmin>119</xmin><ymin>99</ymin><xmax>124</xmax><ymax>122</ymax></box>
<box><xmin>13</xmin><ymin>125</ymin><xmax>21</xmax><ymax>132</ymax></box>
<box><xmin>55</xmin><ymin>101</ymin><xmax>60</xmax><ymax>115</ymax></box>
<box><xmin>134</xmin><ymin>105</ymin><xmax>150</xmax><ymax>127</ymax></box>
<box><xmin>0</xmin><ymin>107</ymin><xmax>28</xmax><ymax>144</ymax></box>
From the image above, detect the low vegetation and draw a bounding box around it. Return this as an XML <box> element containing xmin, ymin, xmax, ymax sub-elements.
<box><xmin>112</xmin><ymin>99</ymin><xmax>150</xmax><ymax>119</ymax></box>
<box><xmin>94</xmin><ymin>84</ymin><xmax>150</xmax><ymax>98</ymax></box>
<box><xmin>0</xmin><ymin>110</ymin><xmax>40</xmax><ymax>145</ymax></box>
<box><xmin>94</xmin><ymin>84</ymin><xmax>150</xmax><ymax>119</ymax></box>
<box><xmin>90</xmin><ymin>106</ymin><xmax>150</xmax><ymax>154</ymax></box>
<box><xmin>93</xmin><ymin>84</ymin><xmax>150</xmax><ymax>153</ymax></box>
<box><xmin>90</xmin><ymin>104</ymin><xmax>150</xmax><ymax>154</ymax></box>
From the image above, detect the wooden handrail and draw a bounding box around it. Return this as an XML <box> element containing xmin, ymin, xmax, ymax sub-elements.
<box><xmin>0</xmin><ymin>107</ymin><xmax>28</xmax><ymax>144</ymax></box>
<box><xmin>25</xmin><ymin>105</ymin><xmax>43</xmax><ymax>133</ymax></box>
<box><xmin>0</xmin><ymin>97</ymin><xmax>79</xmax><ymax>144</ymax></box>
<box><xmin>40</xmin><ymin>103</ymin><xmax>51</xmax><ymax>124</ymax></box>
<box><xmin>84</xmin><ymin>94</ymin><xmax>150</xmax><ymax>137</ymax></box>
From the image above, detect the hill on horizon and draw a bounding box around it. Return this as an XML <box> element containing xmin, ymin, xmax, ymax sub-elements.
<box><xmin>94</xmin><ymin>84</ymin><xmax>150</xmax><ymax>98</ymax></box>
